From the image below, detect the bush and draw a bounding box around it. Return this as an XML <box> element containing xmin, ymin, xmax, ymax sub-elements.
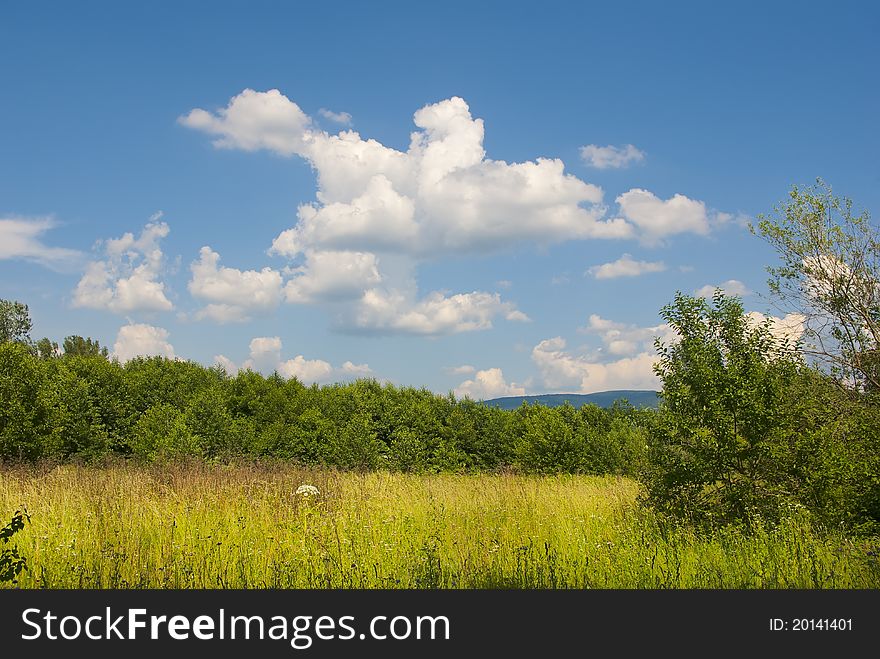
<box><xmin>515</xmin><ymin>406</ymin><xmax>585</xmax><ymax>474</ymax></box>
<box><xmin>332</xmin><ymin>412</ymin><xmax>384</xmax><ymax>471</ymax></box>
<box><xmin>641</xmin><ymin>292</ymin><xmax>806</xmax><ymax>527</ymax></box>
<box><xmin>0</xmin><ymin>343</ymin><xmax>57</xmax><ymax>460</ymax></box>
<box><xmin>131</xmin><ymin>404</ymin><xmax>199</xmax><ymax>462</ymax></box>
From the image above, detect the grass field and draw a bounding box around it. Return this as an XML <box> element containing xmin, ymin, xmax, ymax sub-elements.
<box><xmin>1</xmin><ymin>463</ymin><xmax>878</xmax><ymax>588</ymax></box>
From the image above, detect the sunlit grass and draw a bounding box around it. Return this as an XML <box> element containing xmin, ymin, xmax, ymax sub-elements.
<box><xmin>1</xmin><ymin>463</ymin><xmax>877</xmax><ymax>588</ymax></box>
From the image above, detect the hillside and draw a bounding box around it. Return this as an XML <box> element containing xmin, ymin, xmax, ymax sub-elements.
<box><xmin>481</xmin><ymin>390</ymin><xmax>659</xmax><ymax>411</ymax></box>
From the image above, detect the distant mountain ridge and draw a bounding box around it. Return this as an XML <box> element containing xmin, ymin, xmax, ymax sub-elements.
<box><xmin>481</xmin><ymin>390</ymin><xmax>659</xmax><ymax>411</ymax></box>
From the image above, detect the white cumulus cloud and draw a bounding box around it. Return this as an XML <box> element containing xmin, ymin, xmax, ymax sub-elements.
<box><xmin>283</xmin><ymin>250</ymin><xmax>383</xmax><ymax>303</ymax></box>
<box><xmin>353</xmin><ymin>289</ymin><xmax>529</xmax><ymax>335</ymax></box>
<box><xmin>213</xmin><ymin>354</ymin><xmax>239</xmax><ymax>376</ymax></box>
<box><xmin>112</xmin><ymin>323</ymin><xmax>176</xmax><ymax>362</ymax></box>
<box><xmin>72</xmin><ymin>216</ymin><xmax>173</xmax><ymax>314</ymax></box>
<box><xmin>579</xmin><ymin>144</ymin><xmax>645</xmax><ymax>169</ymax></box>
<box><xmin>694</xmin><ymin>279</ymin><xmax>752</xmax><ymax>299</ymax></box>
<box><xmin>746</xmin><ymin>311</ymin><xmax>806</xmax><ymax>346</ymax></box>
<box><xmin>181</xmin><ymin>90</ymin><xmax>728</xmax><ymax>332</ymax></box>
<box><xmin>178</xmin><ymin>88</ymin><xmax>312</xmax><ymax>156</ymax></box>
<box><xmin>615</xmin><ymin>188</ymin><xmax>710</xmax><ymax>244</ymax></box>
<box><xmin>276</xmin><ymin>354</ymin><xmax>334</xmax><ymax>382</ymax></box>
<box><xmin>229</xmin><ymin>336</ymin><xmax>371</xmax><ymax>384</ymax></box>
<box><xmin>188</xmin><ymin>246</ymin><xmax>283</xmax><ymax>322</ymax></box>
<box><xmin>531</xmin><ymin>337</ymin><xmax>660</xmax><ymax>393</ymax></box>
<box><xmin>444</xmin><ymin>364</ymin><xmax>476</xmax><ymax>375</ymax></box>
<box><xmin>455</xmin><ymin>367</ymin><xmax>525</xmax><ymax>399</ymax></box>
<box><xmin>587</xmin><ymin>253</ymin><xmax>666</xmax><ymax>279</ymax></box>
<box><xmin>581</xmin><ymin>314</ymin><xmax>677</xmax><ymax>357</ymax></box>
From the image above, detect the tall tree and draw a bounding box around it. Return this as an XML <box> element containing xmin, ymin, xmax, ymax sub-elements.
<box><xmin>62</xmin><ymin>335</ymin><xmax>109</xmax><ymax>358</ymax></box>
<box><xmin>0</xmin><ymin>300</ymin><xmax>32</xmax><ymax>345</ymax></box>
<box><xmin>35</xmin><ymin>338</ymin><xmax>59</xmax><ymax>359</ymax></box>
<box><xmin>752</xmin><ymin>180</ymin><xmax>879</xmax><ymax>391</ymax></box>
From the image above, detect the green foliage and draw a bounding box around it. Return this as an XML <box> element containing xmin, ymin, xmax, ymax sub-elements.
<box><xmin>388</xmin><ymin>427</ymin><xmax>430</xmax><ymax>472</ymax></box>
<box><xmin>0</xmin><ymin>343</ymin><xmax>58</xmax><ymax>460</ymax></box>
<box><xmin>752</xmin><ymin>179</ymin><xmax>879</xmax><ymax>391</ymax></box>
<box><xmin>643</xmin><ymin>292</ymin><xmax>806</xmax><ymax>526</ymax></box>
<box><xmin>584</xmin><ymin>416</ymin><xmax>648</xmax><ymax>477</ymax></box>
<box><xmin>43</xmin><ymin>359</ymin><xmax>109</xmax><ymax>459</ymax></box>
<box><xmin>35</xmin><ymin>338</ymin><xmax>59</xmax><ymax>360</ymax></box>
<box><xmin>62</xmin><ymin>335</ymin><xmax>109</xmax><ymax>358</ymax></box>
<box><xmin>515</xmin><ymin>405</ymin><xmax>585</xmax><ymax>474</ymax></box>
<box><xmin>62</xmin><ymin>356</ymin><xmax>133</xmax><ymax>451</ymax></box>
<box><xmin>0</xmin><ymin>299</ymin><xmax>33</xmax><ymax>346</ymax></box>
<box><xmin>185</xmin><ymin>387</ymin><xmax>235</xmax><ymax>458</ymax></box>
<box><xmin>333</xmin><ymin>412</ymin><xmax>384</xmax><ymax>470</ymax></box>
<box><xmin>0</xmin><ymin>509</ymin><xmax>29</xmax><ymax>585</ymax></box>
<box><xmin>642</xmin><ymin>290</ymin><xmax>880</xmax><ymax>532</ymax></box>
<box><xmin>131</xmin><ymin>404</ymin><xmax>199</xmax><ymax>462</ymax></box>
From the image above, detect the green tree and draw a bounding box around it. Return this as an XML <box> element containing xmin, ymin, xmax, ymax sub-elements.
<box><xmin>35</xmin><ymin>338</ymin><xmax>59</xmax><ymax>359</ymax></box>
<box><xmin>43</xmin><ymin>359</ymin><xmax>109</xmax><ymax>459</ymax></box>
<box><xmin>131</xmin><ymin>404</ymin><xmax>198</xmax><ymax>462</ymax></box>
<box><xmin>0</xmin><ymin>343</ymin><xmax>58</xmax><ymax>460</ymax></box>
<box><xmin>0</xmin><ymin>300</ymin><xmax>32</xmax><ymax>346</ymax></box>
<box><xmin>62</xmin><ymin>335</ymin><xmax>109</xmax><ymax>358</ymax></box>
<box><xmin>752</xmin><ymin>180</ymin><xmax>879</xmax><ymax>391</ymax></box>
<box><xmin>514</xmin><ymin>405</ymin><xmax>585</xmax><ymax>474</ymax></box>
<box><xmin>332</xmin><ymin>412</ymin><xmax>383</xmax><ymax>470</ymax></box>
<box><xmin>388</xmin><ymin>427</ymin><xmax>430</xmax><ymax>472</ymax></box>
<box><xmin>644</xmin><ymin>291</ymin><xmax>804</xmax><ymax>526</ymax></box>
<box><xmin>185</xmin><ymin>386</ymin><xmax>235</xmax><ymax>458</ymax></box>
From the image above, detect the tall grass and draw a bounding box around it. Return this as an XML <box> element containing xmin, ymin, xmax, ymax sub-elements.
<box><xmin>0</xmin><ymin>463</ymin><xmax>877</xmax><ymax>588</ymax></box>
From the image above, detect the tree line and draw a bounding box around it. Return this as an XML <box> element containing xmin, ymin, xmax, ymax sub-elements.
<box><xmin>0</xmin><ymin>334</ymin><xmax>653</xmax><ymax>476</ymax></box>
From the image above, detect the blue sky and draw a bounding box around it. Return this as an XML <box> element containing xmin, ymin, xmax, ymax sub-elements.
<box><xmin>2</xmin><ymin>1</ymin><xmax>878</xmax><ymax>397</ymax></box>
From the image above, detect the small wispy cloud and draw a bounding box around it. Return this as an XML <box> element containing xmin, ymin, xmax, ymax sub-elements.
<box><xmin>580</xmin><ymin>144</ymin><xmax>645</xmax><ymax>169</ymax></box>
<box><xmin>444</xmin><ymin>364</ymin><xmax>476</xmax><ymax>375</ymax></box>
<box><xmin>0</xmin><ymin>215</ymin><xmax>82</xmax><ymax>270</ymax></box>
<box><xmin>586</xmin><ymin>254</ymin><xmax>666</xmax><ymax>280</ymax></box>
<box><xmin>318</xmin><ymin>108</ymin><xmax>352</xmax><ymax>125</ymax></box>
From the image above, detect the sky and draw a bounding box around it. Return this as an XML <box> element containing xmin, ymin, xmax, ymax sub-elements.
<box><xmin>1</xmin><ymin>1</ymin><xmax>878</xmax><ymax>398</ymax></box>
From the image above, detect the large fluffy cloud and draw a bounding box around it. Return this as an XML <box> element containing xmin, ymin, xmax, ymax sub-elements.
<box><xmin>353</xmin><ymin>289</ymin><xmax>529</xmax><ymax>335</ymax></box>
<box><xmin>532</xmin><ymin>306</ymin><xmax>807</xmax><ymax>394</ymax></box>
<box><xmin>615</xmin><ymin>189</ymin><xmax>710</xmax><ymax>244</ymax></box>
<box><xmin>73</xmin><ymin>215</ymin><xmax>173</xmax><ymax>314</ymax></box>
<box><xmin>454</xmin><ymin>367</ymin><xmax>525</xmax><ymax>399</ymax></box>
<box><xmin>112</xmin><ymin>323</ymin><xmax>176</xmax><ymax>362</ymax></box>
<box><xmin>746</xmin><ymin>311</ymin><xmax>806</xmax><ymax>346</ymax></box>
<box><xmin>179</xmin><ymin>88</ymin><xmax>313</xmax><ymax>156</ymax></box>
<box><xmin>531</xmin><ymin>337</ymin><xmax>660</xmax><ymax>393</ymax></box>
<box><xmin>581</xmin><ymin>314</ymin><xmax>677</xmax><ymax>357</ymax></box>
<box><xmin>188</xmin><ymin>246</ymin><xmax>283</xmax><ymax>322</ymax></box>
<box><xmin>283</xmin><ymin>250</ymin><xmax>383</xmax><ymax>303</ymax></box>
<box><xmin>181</xmin><ymin>90</ymin><xmax>726</xmax><ymax>333</ymax></box>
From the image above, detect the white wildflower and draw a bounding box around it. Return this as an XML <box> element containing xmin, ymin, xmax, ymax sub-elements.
<box><xmin>296</xmin><ymin>484</ymin><xmax>320</xmax><ymax>497</ymax></box>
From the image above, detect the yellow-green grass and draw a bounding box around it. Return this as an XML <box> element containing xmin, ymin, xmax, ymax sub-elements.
<box><xmin>1</xmin><ymin>463</ymin><xmax>877</xmax><ymax>588</ymax></box>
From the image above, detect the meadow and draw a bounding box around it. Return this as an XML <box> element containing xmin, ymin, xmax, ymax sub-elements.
<box><xmin>2</xmin><ymin>463</ymin><xmax>877</xmax><ymax>589</ymax></box>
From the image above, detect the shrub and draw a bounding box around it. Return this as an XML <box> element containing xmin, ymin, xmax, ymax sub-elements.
<box><xmin>131</xmin><ymin>404</ymin><xmax>199</xmax><ymax>462</ymax></box>
<box><xmin>515</xmin><ymin>406</ymin><xmax>585</xmax><ymax>474</ymax></box>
